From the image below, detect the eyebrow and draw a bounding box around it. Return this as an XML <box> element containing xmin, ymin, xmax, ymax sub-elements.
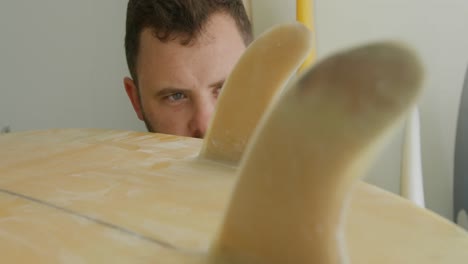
<box><xmin>209</xmin><ymin>79</ymin><xmax>225</xmax><ymax>88</ymax></box>
<box><xmin>155</xmin><ymin>87</ymin><xmax>191</xmax><ymax>98</ymax></box>
<box><xmin>155</xmin><ymin>79</ymin><xmax>226</xmax><ymax>98</ymax></box>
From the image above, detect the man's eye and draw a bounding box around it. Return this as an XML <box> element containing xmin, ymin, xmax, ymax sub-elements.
<box><xmin>214</xmin><ymin>86</ymin><xmax>223</xmax><ymax>98</ymax></box>
<box><xmin>166</xmin><ymin>92</ymin><xmax>186</xmax><ymax>101</ymax></box>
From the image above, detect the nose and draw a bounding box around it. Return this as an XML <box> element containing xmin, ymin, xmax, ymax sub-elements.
<box><xmin>189</xmin><ymin>98</ymin><xmax>215</xmax><ymax>138</ymax></box>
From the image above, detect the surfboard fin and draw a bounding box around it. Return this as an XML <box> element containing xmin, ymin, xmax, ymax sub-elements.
<box><xmin>209</xmin><ymin>42</ymin><xmax>424</xmax><ymax>264</ymax></box>
<box><xmin>200</xmin><ymin>23</ymin><xmax>314</xmax><ymax>164</ymax></box>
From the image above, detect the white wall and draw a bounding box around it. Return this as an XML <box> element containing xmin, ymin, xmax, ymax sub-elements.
<box><xmin>0</xmin><ymin>0</ymin><xmax>145</xmax><ymax>132</ymax></box>
<box><xmin>252</xmin><ymin>0</ymin><xmax>468</xmax><ymax>220</ymax></box>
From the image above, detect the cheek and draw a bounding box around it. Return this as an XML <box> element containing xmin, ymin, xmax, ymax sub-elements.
<box><xmin>143</xmin><ymin>100</ymin><xmax>192</xmax><ymax>130</ymax></box>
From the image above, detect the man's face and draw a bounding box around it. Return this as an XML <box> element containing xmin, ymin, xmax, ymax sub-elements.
<box><xmin>124</xmin><ymin>13</ymin><xmax>246</xmax><ymax>138</ymax></box>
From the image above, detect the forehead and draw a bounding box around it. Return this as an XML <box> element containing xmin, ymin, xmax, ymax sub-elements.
<box><xmin>135</xmin><ymin>13</ymin><xmax>246</xmax><ymax>89</ymax></box>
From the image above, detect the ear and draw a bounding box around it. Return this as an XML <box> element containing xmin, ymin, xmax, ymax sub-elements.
<box><xmin>124</xmin><ymin>77</ymin><xmax>144</xmax><ymax>121</ymax></box>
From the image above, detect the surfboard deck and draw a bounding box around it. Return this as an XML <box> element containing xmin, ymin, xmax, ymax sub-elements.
<box><xmin>1</xmin><ymin>129</ymin><xmax>467</xmax><ymax>263</ymax></box>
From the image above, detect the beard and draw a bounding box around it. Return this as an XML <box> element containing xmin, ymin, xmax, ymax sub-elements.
<box><xmin>142</xmin><ymin>116</ymin><xmax>156</xmax><ymax>133</ymax></box>
<box><xmin>137</xmin><ymin>91</ymin><xmax>157</xmax><ymax>133</ymax></box>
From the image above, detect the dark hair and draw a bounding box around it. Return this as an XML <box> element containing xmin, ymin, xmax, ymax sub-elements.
<box><xmin>125</xmin><ymin>0</ymin><xmax>253</xmax><ymax>82</ymax></box>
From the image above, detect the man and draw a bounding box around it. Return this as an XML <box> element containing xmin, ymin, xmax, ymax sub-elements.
<box><xmin>123</xmin><ymin>0</ymin><xmax>253</xmax><ymax>138</ymax></box>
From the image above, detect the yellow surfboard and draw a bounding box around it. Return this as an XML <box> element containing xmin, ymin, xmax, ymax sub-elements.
<box><xmin>1</xmin><ymin>23</ymin><xmax>467</xmax><ymax>264</ymax></box>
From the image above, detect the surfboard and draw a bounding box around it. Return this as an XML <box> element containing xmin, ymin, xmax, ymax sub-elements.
<box><xmin>1</xmin><ymin>129</ymin><xmax>468</xmax><ymax>263</ymax></box>
<box><xmin>454</xmin><ymin>65</ymin><xmax>468</xmax><ymax>230</ymax></box>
